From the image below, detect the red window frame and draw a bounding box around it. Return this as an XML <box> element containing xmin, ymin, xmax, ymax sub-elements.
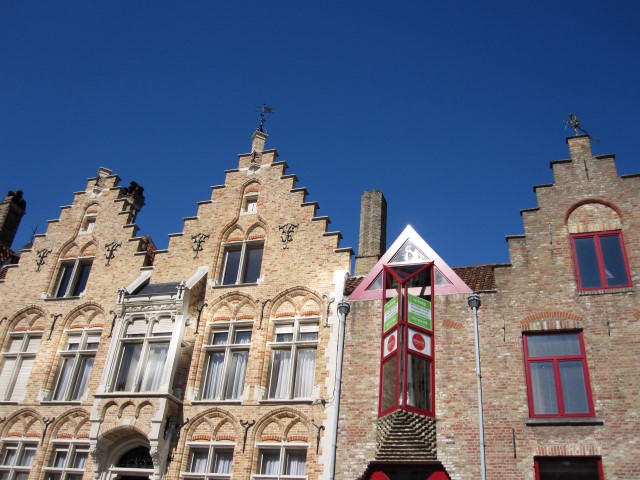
<box><xmin>570</xmin><ymin>230</ymin><xmax>632</xmax><ymax>291</ymax></box>
<box><xmin>534</xmin><ymin>457</ymin><xmax>603</xmax><ymax>480</ymax></box>
<box><xmin>523</xmin><ymin>331</ymin><xmax>594</xmax><ymax>418</ymax></box>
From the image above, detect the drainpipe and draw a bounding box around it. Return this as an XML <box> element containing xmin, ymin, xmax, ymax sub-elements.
<box><xmin>468</xmin><ymin>293</ymin><xmax>486</xmax><ymax>480</ymax></box>
<box><xmin>330</xmin><ymin>299</ymin><xmax>350</xmax><ymax>480</ymax></box>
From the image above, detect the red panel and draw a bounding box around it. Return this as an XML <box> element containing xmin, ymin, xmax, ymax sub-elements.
<box><xmin>370</xmin><ymin>472</ymin><xmax>390</xmax><ymax>480</ymax></box>
<box><xmin>427</xmin><ymin>473</ymin><xmax>450</xmax><ymax>480</ymax></box>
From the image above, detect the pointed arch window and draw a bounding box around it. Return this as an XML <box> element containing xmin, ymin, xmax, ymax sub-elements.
<box><xmin>0</xmin><ymin>441</ymin><xmax>38</xmax><ymax>480</ymax></box>
<box><xmin>221</xmin><ymin>241</ymin><xmax>263</xmax><ymax>285</ymax></box>
<box><xmin>53</xmin><ymin>257</ymin><xmax>93</xmax><ymax>298</ymax></box>
<box><xmin>49</xmin><ymin>329</ymin><xmax>101</xmax><ymax>401</ymax></box>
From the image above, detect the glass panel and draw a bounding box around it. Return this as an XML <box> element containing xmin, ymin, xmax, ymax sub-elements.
<box><xmin>70</xmin><ymin>355</ymin><xmax>94</xmax><ymax>400</ymax></box>
<box><xmin>18</xmin><ymin>447</ymin><xmax>36</xmax><ymax>466</ymax></box>
<box><xmin>224</xmin><ymin>351</ymin><xmax>248</xmax><ymax>400</ymax></box>
<box><xmin>0</xmin><ymin>358</ymin><xmax>17</xmax><ymax>399</ymax></box>
<box><xmin>24</xmin><ymin>336</ymin><xmax>41</xmax><ymax>354</ymax></box>
<box><xmin>66</xmin><ymin>475</ymin><xmax>83</xmax><ymax>480</ymax></box>
<box><xmin>293</xmin><ymin>348</ymin><xmax>316</xmax><ymax>398</ymax></box>
<box><xmin>115</xmin><ymin>343</ymin><xmax>142</xmax><ymax>391</ymax></box>
<box><xmin>407</xmin><ymin>354</ymin><xmax>431</xmax><ymax>411</ymax></box>
<box><xmin>55</xmin><ymin>265</ymin><xmax>74</xmax><ymax>297</ymax></box>
<box><xmin>140</xmin><ymin>343</ymin><xmax>169</xmax><ymax>391</ymax></box>
<box><xmin>85</xmin><ymin>333</ymin><xmax>101</xmax><ymax>350</ymax></box>
<box><xmin>268</xmin><ymin>350</ymin><xmax>292</xmax><ymax>398</ymax></box>
<box><xmin>1</xmin><ymin>446</ymin><xmax>17</xmax><ymax>466</ymax></box>
<box><xmin>530</xmin><ymin>362</ymin><xmax>558</xmax><ymax>415</ymax></box>
<box><xmin>366</xmin><ymin>273</ymin><xmax>382</xmax><ymax>291</ymax></box>
<box><xmin>233</xmin><ymin>330</ymin><xmax>252</xmax><ymax>344</ymax></box>
<box><xmin>72</xmin><ymin>450</ymin><xmax>88</xmax><ymax>469</ymax></box>
<box><xmin>14</xmin><ymin>473</ymin><xmax>30</xmax><ymax>480</ymax></box>
<box><xmin>53</xmin><ymin>357</ymin><xmax>75</xmax><ymax>400</ymax></box>
<box><xmin>45</xmin><ymin>474</ymin><xmax>62</xmax><ymax>480</ymax></box>
<box><xmin>285</xmin><ymin>450</ymin><xmax>307</xmax><ymax>476</ymax></box>
<box><xmin>66</xmin><ymin>336</ymin><xmax>81</xmax><ymax>351</ymax></box>
<box><xmin>212</xmin><ymin>331</ymin><xmax>229</xmax><ymax>345</ymax></box>
<box><xmin>7</xmin><ymin>338</ymin><xmax>21</xmax><ymax>353</ymax></box>
<box><xmin>260</xmin><ymin>451</ymin><xmax>280</xmax><ymax>475</ymax></box>
<box><xmin>600</xmin><ymin>235</ymin><xmax>630</xmax><ymax>287</ymax></box>
<box><xmin>538</xmin><ymin>458</ymin><xmax>600</xmax><ymax>480</ymax></box>
<box><xmin>190</xmin><ymin>449</ymin><xmax>208</xmax><ymax>473</ymax></box>
<box><xmin>71</xmin><ymin>262</ymin><xmax>92</xmax><ymax>296</ymax></box>
<box><xmin>574</xmin><ymin>237</ymin><xmax>602</xmax><ymax>288</ymax></box>
<box><xmin>213</xmin><ymin>450</ymin><xmax>233</xmax><ymax>474</ymax></box>
<box><xmin>560</xmin><ymin>360</ymin><xmax>589</xmax><ymax>414</ymax></box>
<box><xmin>52</xmin><ymin>449</ymin><xmax>68</xmax><ymax>468</ymax></box>
<box><xmin>10</xmin><ymin>357</ymin><xmax>34</xmax><ymax>402</ymax></box>
<box><xmin>243</xmin><ymin>245</ymin><xmax>263</xmax><ymax>283</ymax></box>
<box><xmin>222</xmin><ymin>249</ymin><xmax>241</xmax><ymax>285</ymax></box>
<box><xmin>435</xmin><ymin>269</ymin><xmax>450</xmax><ymax>285</ymax></box>
<box><xmin>381</xmin><ymin>356</ymin><xmax>397</xmax><ymax>412</ymax></box>
<box><xmin>202</xmin><ymin>352</ymin><xmax>225</xmax><ymax>399</ymax></box>
<box><xmin>390</xmin><ymin>241</ymin><xmax>429</xmax><ymax>264</ymax></box>
<box><xmin>527</xmin><ymin>334</ymin><xmax>581</xmax><ymax>357</ymax></box>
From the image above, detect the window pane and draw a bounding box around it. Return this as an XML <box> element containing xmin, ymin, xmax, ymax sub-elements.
<box><xmin>70</xmin><ymin>356</ymin><xmax>94</xmax><ymax>400</ymax></box>
<box><xmin>71</xmin><ymin>262</ymin><xmax>92</xmax><ymax>296</ymax></box>
<box><xmin>260</xmin><ymin>452</ymin><xmax>280</xmax><ymax>475</ymax></box>
<box><xmin>140</xmin><ymin>343</ymin><xmax>169</xmax><ymax>390</ymax></box>
<box><xmin>1</xmin><ymin>446</ymin><xmax>17</xmax><ymax>466</ymax></box>
<box><xmin>222</xmin><ymin>249</ymin><xmax>241</xmax><ymax>285</ymax></box>
<box><xmin>285</xmin><ymin>450</ymin><xmax>306</xmax><ymax>476</ymax></box>
<box><xmin>574</xmin><ymin>237</ymin><xmax>602</xmax><ymax>288</ymax></box>
<box><xmin>202</xmin><ymin>352</ymin><xmax>225</xmax><ymax>399</ymax></box>
<box><xmin>293</xmin><ymin>348</ymin><xmax>316</xmax><ymax>398</ymax></box>
<box><xmin>115</xmin><ymin>343</ymin><xmax>142</xmax><ymax>391</ymax></box>
<box><xmin>53</xmin><ymin>357</ymin><xmax>75</xmax><ymax>400</ymax></box>
<box><xmin>212</xmin><ymin>332</ymin><xmax>229</xmax><ymax>345</ymax></box>
<box><xmin>407</xmin><ymin>354</ymin><xmax>431</xmax><ymax>411</ymax></box>
<box><xmin>18</xmin><ymin>447</ymin><xmax>36</xmax><ymax>466</ymax></box>
<box><xmin>72</xmin><ymin>451</ymin><xmax>88</xmax><ymax>469</ymax></box>
<box><xmin>55</xmin><ymin>265</ymin><xmax>74</xmax><ymax>297</ymax></box>
<box><xmin>381</xmin><ymin>356</ymin><xmax>398</xmax><ymax>412</ymax></box>
<box><xmin>530</xmin><ymin>362</ymin><xmax>558</xmax><ymax>415</ymax></box>
<box><xmin>24</xmin><ymin>336</ymin><xmax>41</xmax><ymax>354</ymax></box>
<box><xmin>224</xmin><ymin>351</ymin><xmax>248</xmax><ymax>400</ymax></box>
<box><xmin>233</xmin><ymin>330</ymin><xmax>252</xmax><ymax>344</ymax></box>
<box><xmin>213</xmin><ymin>450</ymin><xmax>233</xmax><ymax>474</ymax></box>
<box><xmin>0</xmin><ymin>358</ymin><xmax>17</xmax><ymax>399</ymax></box>
<box><xmin>560</xmin><ymin>360</ymin><xmax>589</xmax><ymax>414</ymax></box>
<box><xmin>600</xmin><ymin>235</ymin><xmax>629</xmax><ymax>287</ymax></box>
<box><xmin>242</xmin><ymin>245</ymin><xmax>263</xmax><ymax>283</ymax></box>
<box><xmin>538</xmin><ymin>458</ymin><xmax>600</xmax><ymax>480</ymax></box>
<box><xmin>10</xmin><ymin>357</ymin><xmax>34</xmax><ymax>402</ymax></box>
<box><xmin>527</xmin><ymin>334</ymin><xmax>581</xmax><ymax>357</ymax></box>
<box><xmin>269</xmin><ymin>350</ymin><xmax>292</xmax><ymax>398</ymax></box>
<box><xmin>52</xmin><ymin>449</ymin><xmax>68</xmax><ymax>468</ymax></box>
<box><xmin>189</xmin><ymin>449</ymin><xmax>208</xmax><ymax>473</ymax></box>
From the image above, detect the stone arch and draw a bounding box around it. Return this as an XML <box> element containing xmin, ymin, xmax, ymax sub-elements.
<box><xmin>94</xmin><ymin>428</ymin><xmax>152</xmax><ymax>477</ymax></box>
<box><xmin>565</xmin><ymin>199</ymin><xmax>623</xmax><ymax>233</ymax></box>
<box><xmin>99</xmin><ymin>423</ymin><xmax>150</xmax><ymax>443</ymax></box>
<box><xmin>78</xmin><ymin>240</ymin><xmax>97</xmax><ymax>257</ymax></box>
<box><xmin>135</xmin><ymin>400</ymin><xmax>154</xmax><ymax>420</ymax></box>
<box><xmin>242</xmin><ymin>179</ymin><xmax>262</xmax><ymax>195</ymax></box>
<box><xmin>4</xmin><ymin>306</ymin><xmax>47</xmax><ymax>335</ymax></box>
<box><xmin>269</xmin><ymin>287</ymin><xmax>323</xmax><ymax>319</ymax></box>
<box><xmin>1</xmin><ymin>409</ymin><xmax>43</xmax><ymax>438</ymax></box>
<box><xmin>49</xmin><ymin>409</ymin><xmax>90</xmax><ymax>440</ymax></box>
<box><xmin>58</xmin><ymin>240</ymin><xmax>81</xmax><ymax>260</ymax></box>
<box><xmin>521</xmin><ymin>311</ymin><xmax>584</xmax><ymax>332</ymax></box>
<box><xmin>82</xmin><ymin>201</ymin><xmax>101</xmax><ymax>217</ymax></box>
<box><xmin>118</xmin><ymin>401</ymin><xmax>136</xmax><ymax>419</ymax></box>
<box><xmin>63</xmin><ymin>302</ymin><xmax>106</xmax><ymax>330</ymax></box>
<box><xmin>246</xmin><ymin>222</ymin><xmax>267</xmax><ymax>241</ymax></box>
<box><xmin>184</xmin><ymin>408</ymin><xmax>240</xmax><ymax>442</ymax></box>
<box><xmin>100</xmin><ymin>400</ymin><xmax>118</xmax><ymax>421</ymax></box>
<box><xmin>252</xmin><ymin>408</ymin><xmax>312</xmax><ymax>445</ymax></box>
<box><xmin>222</xmin><ymin>224</ymin><xmax>245</xmax><ymax>243</ymax></box>
<box><xmin>205</xmin><ymin>292</ymin><xmax>257</xmax><ymax>322</ymax></box>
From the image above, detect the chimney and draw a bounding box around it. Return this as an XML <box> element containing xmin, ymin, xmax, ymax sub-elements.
<box><xmin>355</xmin><ymin>190</ymin><xmax>387</xmax><ymax>276</ymax></box>
<box><xmin>0</xmin><ymin>190</ymin><xmax>26</xmax><ymax>249</ymax></box>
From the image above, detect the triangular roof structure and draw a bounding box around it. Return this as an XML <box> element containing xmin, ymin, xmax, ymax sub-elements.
<box><xmin>349</xmin><ymin>225</ymin><xmax>472</xmax><ymax>300</ymax></box>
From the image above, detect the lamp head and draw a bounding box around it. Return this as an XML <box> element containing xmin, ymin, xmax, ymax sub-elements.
<box><xmin>337</xmin><ymin>299</ymin><xmax>351</xmax><ymax>318</ymax></box>
<box><xmin>467</xmin><ymin>293</ymin><xmax>481</xmax><ymax>310</ymax></box>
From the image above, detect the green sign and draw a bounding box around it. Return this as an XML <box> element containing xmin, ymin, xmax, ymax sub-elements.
<box><xmin>384</xmin><ymin>296</ymin><xmax>399</xmax><ymax>332</ymax></box>
<box><xmin>407</xmin><ymin>294</ymin><xmax>432</xmax><ymax>330</ymax></box>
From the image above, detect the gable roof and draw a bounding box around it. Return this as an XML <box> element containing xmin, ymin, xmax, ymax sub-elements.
<box><xmin>348</xmin><ymin>225</ymin><xmax>472</xmax><ymax>300</ymax></box>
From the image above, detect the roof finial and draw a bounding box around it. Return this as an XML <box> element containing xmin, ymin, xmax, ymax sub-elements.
<box><xmin>565</xmin><ymin>113</ymin><xmax>589</xmax><ymax>136</ymax></box>
<box><xmin>257</xmin><ymin>104</ymin><xmax>275</xmax><ymax>132</ymax></box>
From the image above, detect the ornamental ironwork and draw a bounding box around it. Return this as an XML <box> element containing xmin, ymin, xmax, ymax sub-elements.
<box><xmin>191</xmin><ymin>233</ymin><xmax>209</xmax><ymax>259</ymax></box>
<box><xmin>105</xmin><ymin>241</ymin><xmax>121</xmax><ymax>266</ymax></box>
<box><xmin>35</xmin><ymin>248</ymin><xmax>51</xmax><ymax>272</ymax></box>
<box><xmin>278</xmin><ymin>223</ymin><xmax>299</xmax><ymax>249</ymax></box>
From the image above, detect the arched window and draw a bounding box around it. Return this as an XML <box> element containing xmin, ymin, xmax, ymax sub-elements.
<box><xmin>50</xmin><ymin>328</ymin><xmax>101</xmax><ymax>401</ymax></box>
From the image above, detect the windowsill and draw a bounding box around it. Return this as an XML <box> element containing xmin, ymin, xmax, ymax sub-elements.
<box><xmin>213</xmin><ymin>283</ymin><xmax>259</xmax><ymax>289</ymax></box>
<box><xmin>191</xmin><ymin>399</ymin><xmax>242</xmax><ymax>405</ymax></box>
<box><xmin>44</xmin><ymin>296</ymin><xmax>83</xmax><ymax>301</ymax></box>
<box><xmin>0</xmin><ymin>402</ymin><xmax>19</xmax><ymax>405</ymax></box>
<box><xmin>259</xmin><ymin>398</ymin><xmax>314</xmax><ymax>405</ymax></box>
<box><xmin>578</xmin><ymin>287</ymin><xmax>634</xmax><ymax>296</ymax></box>
<box><xmin>525</xmin><ymin>417</ymin><xmax>604</xmax><ymax>426</ymax></box>
<box><xmin>94</xmin><ymin>391</ymin><xmax>183</xmax><ymax>404</ymax></box>
<box><xmin>40</xmin><ymin>400</ymin><xmax>83</xmax><ymax>405</ymax></box>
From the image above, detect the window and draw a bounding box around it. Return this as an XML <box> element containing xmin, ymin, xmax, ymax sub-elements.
<box><xmin>268</xmin><ymin>321</ymin><xmax>318</xmax><ymax>399</ymax></box>
<box><xmin>113</xmin><ymin>317</ymin><xmax>173</xmax><ymax>392</ymax></box>
<box><xmin>54</xmin><ymin>258</ymin><xmax>93</xmax><ymax>298</ymax></box>
<box><xmin>43</xmin><ymin>443</ymin><xmax>89</xmax><ymax>480</ymax></box>
<box><xmin>571</xmin><ymin>231</ymin><xmax>631</xmax><ymax>290</ymax></box>
<box><xmin>535</xmin><ymin>457</ymin><xmax>603</xmax><ymax>480</ymax></box>
<box><xmin>201</xmin><ymin>324</ymin><xmax>252</xmax><ymax>401</ymax></box>
<box><xmin>221</xmin><ymin>242</ymin><xmax>263</xmax><ymax>285</ymax></box>
<box><xmin>51</xmin><ymin>330</ymin><xmax>100</xmax><ymax>401</ymax></box>
<box><xmin>255</xmin><ymin>447</ymin><xmax>306</xmax><ymax>480</ymax></box>
<box><xmin>79</xmin><ymin>215</ymin><xmax>96</xmax><ymax>234</ymax></box>
<box><xmin>524</xmin><ymin>332</ymin><xmax>594</xmax><ymax>417</ymax></box>
<box><xmin>183</xmin><ymin>444</ymin><xmax>233</xmax><ymax>480</ymax></box>
<box><xmin>0</xmin><ymin>333</ymin><xmax>41</xmax><ymax>402</ymax></box>
<box><xmin>0</xmin><ymin>442</ymin><xmax>37</xmax><ymax>480</ymax></box>
<box><xmin>242</xmin><ymin>196</ymin><xmax>258</xmax><ymax>215</ymax></box>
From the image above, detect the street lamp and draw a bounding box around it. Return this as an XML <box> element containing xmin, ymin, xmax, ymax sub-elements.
<box><xmin>468</xmin><ymin>293</ymin><xmax>486</xmax><ymax>480</ymax></box>
<box><xmin>330</xmin><ymin>299</ymin><xmax>350</xmax><ymax>480</ymax></box>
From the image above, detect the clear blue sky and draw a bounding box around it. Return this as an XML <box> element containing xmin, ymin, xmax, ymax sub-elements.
<box><xmin>1</xmin><ymin>1</ymin><xmax>639</xmax><ymax>268</ymax></box>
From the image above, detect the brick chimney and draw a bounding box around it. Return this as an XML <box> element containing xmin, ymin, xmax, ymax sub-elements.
<box><xmin>355</xmin><ymin>190</ymin><xmax>387</xmax><ymax>276</ymax></box>
<box><xmin>0</xmin><ymin>190</ymin><xmax>26</xmax><ymax>249</ymax></box>
<box><xmin>566</xmin><ymin>134</ymin><xmax>592</xmax><ymax>161</ymax></box>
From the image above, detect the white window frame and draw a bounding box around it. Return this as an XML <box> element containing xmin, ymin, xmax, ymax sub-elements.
<box><xmin>0</xmin><ymin>332</ymin><xmax>41</xmax><ymax>402</ymax></box>
<box><xmin>43</xmin><ymin>441</ymin><xmax>90</xmax><ymax>480</ymax></box>
<box><xmin>53</xmin><ymin>257</ymin><xmax>93</xmax><ymax>298</ymax></box>
<box><xmin>112</xmin><ymin>317</ymin><xmax>173</xmax><ymax>393</ymax></box>
<box><xmin>182</xmin><ymin>442</ymin><xmax>234</xmax><ymax>480</ymax></box>
<box><xmin>241</xmin><ymin>195</ymin><xmax>258</xmax><ymax>215</ymax></box>
<box><xmin>0</xmin><ymin>441</ymin><xmax>38</xmax><ymax>480</ymax></box>
<box><xmin>253</xmin><ymin>444</ymin><xmax>307</xmax><ymax>480</ymax></box>
<box><xmin>201</xmin><ymin>322</ymin><xmax>253</xmax><ymax>401</ymax></box>
<box><xmin>220</xmin><ymin>241</ymin><xmax>264</xmax><ymax>285</ymax></box>
<box><xmin>49</xmin><ymin>329</ymin><xmax>101</xmax><ymax>402</ymax></box>
<box><xmin>267</xmin><ymin>319</ymin><xmax>319</xmax><ymax>400</ymax></box>
<box><xmin>79</xmin><ymin>215</ymin><xmax>96</xmax><ymax>234</ymax></box>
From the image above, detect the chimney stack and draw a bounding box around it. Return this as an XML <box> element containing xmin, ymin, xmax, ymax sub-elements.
<box><xmin>0</xmin><ymin>190</ymin><xmax>26</xmax><ymax>249</ymax></box>
<box><xmin>355</xmin><ymin>190</ymin><xmax>387</xmax><ymax>276</ymax></box>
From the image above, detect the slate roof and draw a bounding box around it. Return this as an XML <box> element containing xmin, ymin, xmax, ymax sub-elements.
<box><xmin>127</xmin><ymin>281</ymin><xmax>181</xmax><ymax>297</ymax></box>
<box><xmin>345</xmin><ymin>264</ymin><xmax>504</xmax><ymax>295</ymax></box>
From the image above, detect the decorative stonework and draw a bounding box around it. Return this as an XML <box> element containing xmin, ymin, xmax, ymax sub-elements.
<box><xmin>375</xmin><ymin>410</ymin><xmax>437</xmax><ymax>462</ymax></box>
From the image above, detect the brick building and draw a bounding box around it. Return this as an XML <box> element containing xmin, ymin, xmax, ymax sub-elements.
<box><xmin>0</xmin><ymin>131</ymin><xmax>637</xmax><ymax>480</ymax></box>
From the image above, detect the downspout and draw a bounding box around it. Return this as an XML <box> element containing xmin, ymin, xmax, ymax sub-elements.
<box><xmin>330</xmin><ymin>299</ymin><xmax>350</xmax><ymax>480</ymax></box>
<box><xmin>468</xmin><ymin>293</ymin><xmax>486</xmax><ymax>480</ymax></box>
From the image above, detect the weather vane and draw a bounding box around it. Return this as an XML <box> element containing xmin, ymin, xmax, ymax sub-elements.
<box><xmin>257</xmin><ymin>104</ymin><xmax>275</xmax><ymax>132</ymax></box>
<box><xmin>565</xmin><ymin>113</ymin><xmax>589</xmax><ymax>136</ymax></box>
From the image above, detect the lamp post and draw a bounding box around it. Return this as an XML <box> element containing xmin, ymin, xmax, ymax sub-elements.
<box><xmin>468</xmin><ymin>293</ymin><xmax>486</xmax><ymax>480</ymax></box>
<box><xmin>330</xmin><ymin>299</ymin><xmax>350</xmax><ymax>480</ymax></box>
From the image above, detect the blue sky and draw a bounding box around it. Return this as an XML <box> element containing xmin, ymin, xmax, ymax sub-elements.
<box><xmin>1</xmin><ymin>1</ymin><xmax>639</xmax><ymax>268</ymax></box>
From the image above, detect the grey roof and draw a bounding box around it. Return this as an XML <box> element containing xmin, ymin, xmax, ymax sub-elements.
<box><xmin>128</xmin><ymin>281</ymin><xmax>180</xmax><ymax>297</ymax></box>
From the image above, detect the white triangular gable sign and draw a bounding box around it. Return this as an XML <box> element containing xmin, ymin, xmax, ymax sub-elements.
<box><xmin>349</xmin><ymin>225</ymin><xmax>472</xmax><ymax>300</ymax></box>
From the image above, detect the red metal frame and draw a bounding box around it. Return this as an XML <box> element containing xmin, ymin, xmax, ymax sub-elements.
<box><xmin>379</xmin><ymin>262</ymin><xmax>435</xmax><ymax>418</ymax></box>
<box><xmin>534</xmin><ymin>456</ymin><xmax>603</xmax><ymax>480</ymax></box>
<box><xmin>570</xmin><ymin>230</ymin><xmax>632</xmax><ymax>291</ymax></box>
<box><xmin>523</xmin><ymin>331</ymin><xmax>595</xmax><ymax>418</ymax></box>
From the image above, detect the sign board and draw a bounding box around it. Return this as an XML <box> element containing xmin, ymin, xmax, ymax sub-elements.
<box><xmin>407</xmin><ymin>294</ymin><xmax>432</xmax><ymax>330</ymax></box>
<box><xmin>384</xmin><ymin>296</ymin><xmax>399</xmax><ymax>332</ymax></box>
<box><xmin>408</xmin><ymin>328</ymin><xmax>432</xmax><ymax>355</ymax></box>
<box><xmin>383</xmin><ymin>331</ymin><xmax>398</xmax><ymax>357</ymax></box>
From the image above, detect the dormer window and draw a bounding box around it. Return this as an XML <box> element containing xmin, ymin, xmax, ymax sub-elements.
<box><xmin>79</xmin><ymin>215</ymin><xmax>96</xmax><ymax>234</ymax></box>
